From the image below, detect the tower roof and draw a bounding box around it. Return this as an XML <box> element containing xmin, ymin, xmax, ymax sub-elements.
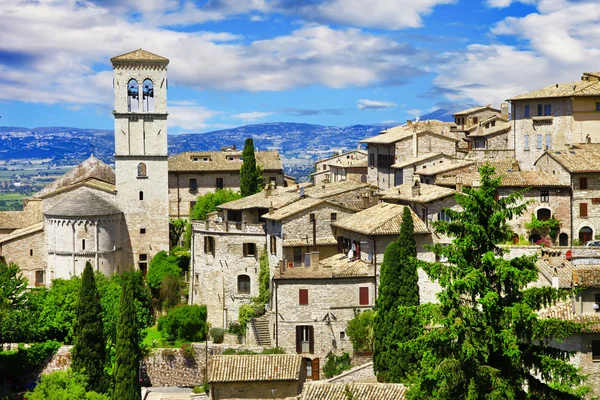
<box><xmin>45</xmin><ymin>190</ymin><xmax>121</xmax><ymax>218</ymax></box>
<box><xmin>110</xmin><ymin>49</ymin><xmax>169</xmax><ymax>65</ymax></box>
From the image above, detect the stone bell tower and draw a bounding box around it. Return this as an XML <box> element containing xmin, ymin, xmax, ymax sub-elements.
<box><xmin>111</xmin><ymin>49</ymin><xmax>170</xmax><ymax>272</ymax></box>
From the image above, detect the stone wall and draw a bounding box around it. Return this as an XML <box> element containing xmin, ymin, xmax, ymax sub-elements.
<box><xmin>325</xmin><ymin>361</ymin><xmax>375</xmax><ymax>383</ymax></box>
<box><xmin>211</xmin><ymin>380</ymin><xmax>303</xmax><ymax>400</ymax></box>
<box><xmin>549</xmin><ymin>333</ymin><xmax>600</xmax><ymax>398</ymax></box>
<box><xmin>0</xmin><ymin>229</ymin><xmax>45</xmax><ymax>287</ymax></box>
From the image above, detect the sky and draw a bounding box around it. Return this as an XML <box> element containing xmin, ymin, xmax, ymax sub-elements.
<box><xmin>0</xmin><ymin>0</ymin><xmax>599</xmax><ymax>134</ymax></box>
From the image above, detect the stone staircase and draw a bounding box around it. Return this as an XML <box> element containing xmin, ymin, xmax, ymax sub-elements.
<box><xmin>252</xmin><ymin>313</ymin><xmax>272</xmax><ymax>347</ymax></box>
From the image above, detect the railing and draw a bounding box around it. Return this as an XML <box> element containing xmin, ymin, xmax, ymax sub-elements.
<box><xmin>201</xmin><ymin>220</ymin><xmax>265</xmax><ymax>234</ymax></box>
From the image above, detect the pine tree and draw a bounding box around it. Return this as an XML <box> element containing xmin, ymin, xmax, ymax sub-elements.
<box><xmin>373</xmin><ymin>206</ymin><xmax>420</xmax><ymax>382</ymax></box>
<box><xmin>112</xmin><ymin>279</ymin><xmax>141</xmax><ymax>400</ymax></box>
<box><xmin>407</xmin><ymin>164</ymin><xmax>587</xmax><ymax>399</ymax></box>
<box><xmin>240</xmin><ymin>138</ymin><xmax>263</xmax><ymax>197</ymax></box>
<box><xmin>72</xmin><ymin>262</ymin><xmax>106</xmax><ymax>393</ymax></box>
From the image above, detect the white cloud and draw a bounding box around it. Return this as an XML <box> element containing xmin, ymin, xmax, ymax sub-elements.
<box><xmin>357</xmin><ymin>99</ymin><xmax>397</xmax><ymax>110</ymax></box>
<box><xmin>407</xmin><ymin>108</ymin><xmax>423</xmax><ymax>117</ymax></box>
<box><xmin>234</xmin><ymin>112</ymin><xmax>274</xmax><ymax>122</ymax></box>
<box><xmin>168</xmin><ymin>104</ymin><xmax>221</xmax><ymax>131</ymax></box>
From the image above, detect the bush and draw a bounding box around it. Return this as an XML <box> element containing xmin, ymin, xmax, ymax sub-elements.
<box><xmin>236</xmin><ymin>304</ymin><xmax>256</xmax><ymax>335</ymax></box>
<box><xmin>228</xmin><ymin>322</ymin><xmax>244</xmax><ymax>336</ymax></box>
<box><xmin>157</xmin><ymin>305</ymin><xmax>208</xmax><ymax>342</ymax></box>
<box><xmin>159</xmin><ymin>273</ymin><xmax>182</xmax><ymax>310</ymax></box>
<box><xmin>210</xmin><ymin>328</ymin><xmax>225</xmax><ymax>344</ymax></box>
<box><xmin>346</xmin><ymin>310</ymin><xmax>375</xmax><ymax>352</ymax></box>
<box><xmin>190</xmin><ymin>189</ymin><xmax>242</xmax><ymax>220</ymax></box>
<box><xmin>179</xmin><ymin>343</ymin><xmax>195</xmax><ymax>359</ymax></box>
<box><xmin>323</xmin><ymin>353</ymin><xmax>352</xmax><ymax>379</ymax></box>
<box><xmin>261</xmin><ymin>347</ymin><xmax>285</xmax><ymax>354</ymax></box>
<box><xmin>147</xmin><ymin>251</ymin><xmax>181</xmax><ymax>297</ymax></box>
<box><xmin>222</xmin><ymin>348</ymin><xmax>256</xmax><ymax>355</ymax></box>
<box><xmin>24</xmin><ymin>370</ymin><xmax>108</xmax><ymax>400</ymax></box>
<box><xmin>0</xmin><ymin>340</ymin><xmax>61</xmax><ymax>389</ymax></box>
<box><xmin>192</xmin><ymin>382</ymin><xmax>210</xmax><ymax>394</ymax></box>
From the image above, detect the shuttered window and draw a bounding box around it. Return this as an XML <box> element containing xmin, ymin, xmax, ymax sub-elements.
<box><xmin>359</xmin><ymin>287</ymin><xmax>369</xmax><ymax>306</ymax></box>
<box><xmin>295</xmin><ymin>325</ymin><xmax>314</xmax><ymax>354</ymax></box>
<box><xmin>299</xmin><ymin>289</ymin><xmax>309</xmax><ymax>305</ymax></box>
<box><xmin>593</xmin><ymin>340</ymin><xmax>600</xmax><ymax>361</ymax></box>
<box><xmin>580</xmin><ymin>177</ymin><xmax>588</xmax><ymax>190</ymax></box>
<box><xmin>580</xmin><ymin>203</ymin><xmax>588</xmax><ymax>218</ymax></box>
<box><xmin>524</xmin><ymin>134</ymin><xmax>530</xmax><ymax>150</ymax></box>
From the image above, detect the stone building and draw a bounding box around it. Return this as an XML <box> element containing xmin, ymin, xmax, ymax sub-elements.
<box><xmin>535</xmin><ymin>144</ymin><xmax>600</xmax><ymax>244</ymax></box>
<box><xmin>451</xmin><ymin>104</ymin><xmax>505</xmax><ymax>133</ymax></box>
<box><xmin>360</xmin><ymin>120</ymin><xmax>459</xmax><ymax>189</ymax></box>
<box><xmin>0</xmin><ymin>49</ymin><xmax>171</xmax><ymax>285</ymax></box>
<box><xmin>209</xmin><ymin>354</ymin><xmax>307</xmax><ymax>399</ymax></box>
<box><xmin>462</xmin><ymin>114</ymin><xmax>513</xmax><ymax>159</ymax></box>
<box><xmin>508</xmin><ymin>72</ymin><xmax>600</xmax><ymax>170</ymax></box>
<box><xmin>301</xmin><ymin>382</ymin><xmax>407</xmax><ymax>399</ymax></box>
<box><xmin>311</xmin><ymin>148</ymin><xmax>368</xmax><ymax>186</ymax></box>
<box><xmin>168</xmin><ymin>150</ymin><xmax>285</xmax><ymax>218</ymax></box>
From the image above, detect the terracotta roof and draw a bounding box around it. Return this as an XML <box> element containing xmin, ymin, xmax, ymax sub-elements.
<box><xmin>392</xmin><ymin>153</ymin><xmax>450</xmax><ymax>169</ymax></box>
<box><xmin>573</xmin><ymin>267</ymin><xmax>600</xmax><ymax>288</ymax></box>
<box><xmin>45</xmin><ymin>190</ymin><xmax>121</xmax><ymax>218</ymax></box>
<box><xmin>316</xmin><ymin>149</ymin><xmax>367</xmax><ymax>165</ymax></box>
<box><xmin>302</xmin><ymin>383</ymin><xmax>407</xmax><ymax>400</ymax></box>
<box><xmin>275</xmin><ymin>254</ymin><xmax>373</xmax><ymax>279</ymax></box>
<box><xmin>263</xmin><ymin>197</ymin><xmax>355</xmax><ymax>221</ymax></box>
<box><xmin>379</xmin><ymin>183</ymin><xmax>456</xmax><ymax>203</ymax></box>
<box><xmin>327</xmin><ymin>158</ymin><xmax>368</xmax><ymax>168</ymax></box>
<box><xmin>34</xmin><ymin>156</ymin><xmax>115</xmax><ymax>198</ymax></box>
<box><xmin>332</xmin><ymin>203</ymin><xmax>428</xmax><ymax>236</ymax></box>
<box><xmin>0</xmin><ymin>200</ymin><xmax>43</xmax><ymax>230</ymax></box>
<box><xmin>538</xmin><ymin>144</ymin><xmax>600</xmax><ymax>173</ymax></box>
<box><xmin>453</xmin><ymin>105</ymin><xmax>500</xmax><ymax>116</ymax></box>
<box><xmin>538</xmin><ymin>302</ymin><xmax>600</xmax><ymax>333</ymax></box>
<box><xmin>468</xmin><ymin>121</ymin><xmax>511</xmax><ymax>138</ymax></box>
<box><xmin>209</xmin><ymin>354</ymin><xmax>302</xmax><ymax>383</ymax></box>
<box><xmin>508</xmin><ymin>79</ymin><xmax>600</xmax><ymax>101</ymax></box>
<box><xmin>416</xmin><ymin>160</ymin><xmax>474</xmax><ymax>176</ymax></box>
<box><xmin>0</xmin><ymin>222</ymin><xmax>43</xmax><ymax>245</ymax></box>
<box><xmin>169</xmin><ymin>151</ymin><xmax>283</xmax><ymax>172</ymax></box>
<box><xmin>361</xmin><ymin>120</ymin><xmax>455</xmax><ymax>145</ymax></box>
<box><xmin>110</xmin><ymin>49</ymin><xmax>169</xmax><ymax>64</ymax></box>
<box><xmin>536</xmin><ymin>259</ymin><xmax>574</xmax><ymax>289</ymax></box>
<box><xmin>283</xmin><ymin>237</ymin><xmax>338</xmax><ymax>247</ymax></box>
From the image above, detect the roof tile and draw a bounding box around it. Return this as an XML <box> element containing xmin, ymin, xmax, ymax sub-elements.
<box><xmin>209</xmin><ymin>354</ymin><xmax>302</xmax><ymax>383</ymax></box>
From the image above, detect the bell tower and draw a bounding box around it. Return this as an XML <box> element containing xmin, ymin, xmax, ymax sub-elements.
<box><xmin>111</xmin><ymin>49</ymin><xmax>170</xmax><ymax>272</ymax></box>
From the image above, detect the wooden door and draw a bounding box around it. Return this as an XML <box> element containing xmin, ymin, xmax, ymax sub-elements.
<box><xmin>311</xmin><ymin>358</ymin><xmax>320</xmax><ymax>380</ymax></box>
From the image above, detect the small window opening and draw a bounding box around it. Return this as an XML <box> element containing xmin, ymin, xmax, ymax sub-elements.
<box><xmin>127</xmin><ymin>79</ymin><xmax>139</xmax><ymax>112</ymax></box>
<box><xmin>142</xmin><ymin>79</ymin><xmax>154</xmax><ymax>112</ymax></box>
<box><xmin>137</xmin><ymin>162</ymin><xmax>147</xmax><ymax>178</ymax></box>
<box><xmin>30</xmin><ymin>249</ymin><xmax>33</xmax><ymax>257</ymax></box>
<box><xmin>82</xmin><ymin>239</ymin><xmax>86</xmax><ymax>251</ymax></box>
<box><xmin>238</xmin><ymin>275</ymin><xmax>251</xmax><ymax>294</ymax></box>
<box><xmin>140</xmin><ymin>228</ymin><xmax>146</xmax><ymax>234</ymax></box>
<box><xmin>139</xmin><ymin>191</ymin><xmax>144</xmax><ymax>201</ymax></box>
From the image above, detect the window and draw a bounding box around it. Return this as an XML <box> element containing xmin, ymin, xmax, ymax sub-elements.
<box><xmin>580</xmin><ymin>227</ymin><xmax>593</xmax><ymax>243</ymax></box>
<box><xmin>323</xmin><ymin>165</ymin><xmax>327</xmax><ymax>171</ymax></box>
<box><xmin>331</xmin><ymin>213</ymin><xmax>337</xmax><ymax>221</ymax></box>
<box><xmin>540</xmin><ymin>191</ymin><xmax>549</xmax><ymax>202</ymax></box>
<box><xmin>593</xmin><ymin>198</ymin><xmax>600</xmax><ymax>205</ymax></box>
<box><xmin>369</xmin><ymin>153</ymin><xmax>375</xmax><ymax>168</ymax></box>
<box><xmin>595</xmin><ymin>293</ymin><xmax>600</xmax><ymax>310</ymax></box>
<box><xmin>190</xmin><ymin>201</ymin><xmax>196</xmax><ymax>214</ymax></box>
<box><xmin>491</xmin><ymin>121</ymin><xmax>496</xmax><ymax>127</ymax></box>
<box><xmin>559</xmin><ymin>233</ymin><xmax>569</xmax><ymax>246</ymax></box>
<box><xmin>138</xmin><ymin>254</ymin><xmax>148</xmax><ymax>276</ymax></box>
<box><xmin>545</xmin><ymin>134</ymin><xmax>551</xmax><ymax>149</ymax></box>
<box><xmin>237</xmin><ymin>275</ymin><xmax>251</xmax><ymax>294</ymax></box>
<box><xmin>189</xmin><ymin>178</ymin><xmax>197</xmax><ymax>191</ymax></box>
<box><xmin>580</xmin><ymin>177</ymin><xmax>588</xmax><ymax>190</ymax></box>
<box><xmin>438</xmin><ymin>209</ymin><xmax>451</xmax><ymax>222</ymax></box>
<box><xmin>537</xmin><ymin>104</ymin><xmax>543</xmax><ymax>116</ymax></box>
<box><xmin>243</xmin><ymin>243</ymin><xmax>257</xmax><ymax>258</ymax></box>
<box><xmin>305</xmin><ymin>358</ymin><xmax>313</xmax><ymax>378</ymax></box>
<box><xmin>377</xmin><ymin>154</ymin><xmax>394</xmax><ymax>170</ymax></box>
<box><xmin>536</xmin><ymin>134</ymin><xmax>542</xmax><ymax>149</ymax></box>
<box><xmin>581</xmin><ymin>202</ymin><xmax>588</xmax><ymax>217</ymax></box>
<box><xmin>269</xmin><ymin>176</ymin><xmax>277</xmax><ymax>187</ymax></box>
<box><xmin>340</xmin><ymin>331</ymin><xmax>346</xmax><ymax>341</ymax></box>
<box><xmin>296</xmin><ymin>325</ymin><xmax>314</xmax><ymax>353</ymax></box>
<box><xmin>596</xmin><ymin>102</ymin><xmax>600</xmax><ymax>112</ymax></box>
<box><xmin>299</xmin><ymin>289</ymin><xmax>309</xmax><ymax>305</ymax></box>
<box><xmin>524</xmin><ymin>105</ymin><xmax>530</xmax><ymax>117</ymax></box>
<box><xmin>137</xmin><ymin>162</ymin><xmax>147</xmax><ymax>178</ymax></box>
<box><xmin>30</xmin><ymin>249</ymin><xmax>33</xmax><ymax>256</ymax></box>
<box><xmin>127</xmin><ymin>79</ymin><xmax>139</xmax><ymax>112</ymax></box>
<box><xmin>309</xmin><ymin>213</ymin><xmax>315</xmax><ymax>223</ymax></box>
<box><xmin>544</xmin><ymin>104</ymin><xmax>551</xmax><ymax>116</ymax></box>
<box><xmin>142</xmin><ymin>79</ymin><xmax>154</xmax><ymax>112</ymax></box>
<box><xmin>140</xmin><ymin>228</ymin><xmax>146</xmax><ymax>234</ymax></box>
<box><xmin>472</xmin><ymin>117</ymin><xmax>478</xmax><ymax>124</ymax></box>
<box><xmin>524</xmin><ymin>134</ymin><xmax>530</xmax><ymax>150</ymax></box>
<box><xmin>139</xmin><ymin>254</ymin><xmax>148</xmax><ymax>261</ymax></box>
<box><xmin>537</xmin><ymin>208</ymin><xmax>551</xmax><ymax>221</ymax></box>
<box><xmin>593</xmin><ymin>340</ymin><xmax>600</xmax><ymax>361</ymax></box>
<box><xmin>359</xmin><ymin>287</ymin><xmax>369</xmax><ymax>306</ymax></box>
<box><xmin>82</xmin><ymin>239</ymin><xmax>86</xmax><ymax>250</ymax></box>
<box><xmin>35</xmin><ymin>270</ymin><xmax>45</xmax><ymax>286</ymax></box>
<box><xmin>204</xmin><ymin>236</ymin><xmax>215</xmax><ymax>256</ymax></box>
<box><xmin>270</xmin><ymin>235</ymin><xmax>277</xmax><ymax>255</ymax></box>
<box><xmin>216</xmin><ymin>177</ymin><xmax>224</xmax><ymax>190</ymax></box>
<box><xmin>139</xmin><ymin>191</ymin><xmax>144</xmax><ymax>201</ymax></box>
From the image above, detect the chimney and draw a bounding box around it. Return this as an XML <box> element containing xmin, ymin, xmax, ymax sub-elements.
<box><xmin>309</xmin><ymin>252</ymin><xmax>320</xmax><ymax>269</ymax></box>
<box><xmin>456</xmin><ymin>175</ymin><xmax>463</xmax><ymax>193</ymax></box>
<box><xmin>269</xmin><ymin>202</ymin><xmax>274</xmax><ymax>215</ymax></box>
<box><xmin>407</xmin><ymin>120</ymin><xmax>413</xmax><ymax>127</ymax></box>
<box><xmin>501</xmin><ymin>102</ymin><xmax>509</xmax><ymax>120</ymax></box>
<box><xmin>361</xmin><ymin>193</ymin><xmax>370</xmax><ymax>209</ymax></box>
<box><xmin>412</xmin><ymin>178</ymin><xmax>421</xmax><ymax>197</ymax></box>
<box><xmin>586</xmin><ymin>134</ymin><xmax>591</xmax><ymax>144</ymax></box>
<box><xmin>264</xmin><ymin>186</ymin><xmax>272</xmax><ymax>197</ymax></box>
<box><xmin>356</xmin><ymin>144</ymin><xmax>361</xmax><ymax>151</ymax></box>
<box><xmin>413</xmin><ymin>130</ymin><xmax>418</xmax><ymax>157</ymax></box>
<box><xmin>552</xmin><ymin>268</ymin><xmax>559</xmax><ymax>290</ymax></box>
<box><xmin>511</xmin><ymin>160</ymin><xmax>520</xmax><ymax>171</ymax></box>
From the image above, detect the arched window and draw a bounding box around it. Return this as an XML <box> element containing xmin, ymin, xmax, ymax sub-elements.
<box><xmin>137</xmin><ymin>162</ymin><xmax>147</xmax><ymax>177</ymax></box>
<box><xmin>139</xmin><ymin>191</ymin><xmax>144</xmax><ymax>201</ymax></box>
<box><xmin>142</xmin><ymin>79</ymin><xmax>154</xmax><ymax>112</ymax></box>
<box><xmin>537</xmin><ymin>208</ymin><xmax>551</xmax><ymax>221</ymax></box>
<box><xmin>127</xmin><ymin>79</ymin><xmax>139</xmax><ymax>112</ymax></box>
<box><xmin>559</xmin><ymin>233</ymin><xmax>569</xmax><ymax>246</ymax></box>
<box><xmin>82</xmin><ymin>239</ymin><xmax>86</xmax><ymax>251</ymax></box>
<box><xmin>579</xmin><ymin>227</ymin><xmax>593</xmax><ymax>244</ymax></box>
<box><xmin>237</xmin><ymin>275</ymin><xmax>250</xmax><ymax>294</ymax></box>
<box><xmin>529</xmin><ymin>233</ymin><xmax>542</xmax><ymax>244</ymax></box>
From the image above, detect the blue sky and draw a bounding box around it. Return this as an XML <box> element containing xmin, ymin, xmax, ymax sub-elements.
<box><xmin>0</xmin><ymin>0</ymin><xmax>597</xmax><ymax>133</ymax></box>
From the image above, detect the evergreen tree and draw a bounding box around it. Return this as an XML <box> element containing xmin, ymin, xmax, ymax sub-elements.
<box><xmin>373</xmin><ymin>206</ymin><xmax>420</xmax><ymax>382</ymax></box>
<box><xmin>407</xmin><ymin>165</ymin><xmax>587</xmax><ymax>399</ymax></box>
<box><xmin>72</xmin><ymin>262</ymin><xmax>106</xmax><ymax>393</ymax></box>
<box><xmin>112</xmin><ymin>279</ymin><xmax>140</xmax><ymax>400</ymax></box>
<box><xmin>240</xmin><ymin>138</ymin><xmax>263</xmax><ymax>197</ymax></box>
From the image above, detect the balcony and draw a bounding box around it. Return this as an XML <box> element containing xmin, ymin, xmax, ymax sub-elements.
<box><xmin>201</xmin><ymin>220</ymin><xmax>265</xmax><ymax>234</ymax></box>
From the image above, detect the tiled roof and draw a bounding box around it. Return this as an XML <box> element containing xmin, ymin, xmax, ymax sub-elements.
<box><xmin>416</xmin><ymin>160</ymin><xmax>474</xmax><ymax>177</ymax></box>
<box><xmin>453</xmin><ymin>105</ymin><xmax>500</xmax><ymax>116</ymax></box>
<box><xmin>34</xmin><ymin>156</ymin><xmax>115</xmax><ymax>198</ymax></box>
<box><xmin>262</xmin><ymin>198</ymin><xmax>355</xmax><ymax>221</ymax></box>
<box><xmin>302</xmin><ymin>383</ymin><xmax>407</xmax><ymax>400</ymax></box>
<box><xmin>110</xmin><ymin>49</ymin><xmax>169</xmax><ymax>64</ymax></box>
<box><xmin>538</xmin><ymin>302</ymin><xmax>600</xmax><ymax>333</ymax></box>
<box><xmin>0</xmin><ymin>222</ymin><xmax>43</xmax><ymax>245</ymax></box>
<box><xmin>539</xmin><ymin>144</ymin><xmax>600</xmax><ymax>173</ymax></box>
<box><xmin>573</xmin><ymin>267</ymin><xmax>600</xmax><ymax>288</ymax></box>
<box><xmin>0</xmin><ymin>200</ymin><xmax>43</xmax><ymax>230</ymax></box>
<box><xmin>379</xmin><ymin>183</ymin><xmax>456</xmax><ymax>203</ymax></box>
<box><xmin>45</xmin><ymin>190</ymin><xmax>121</xmax><ymax>218</ymax></box>
<box><xmin>327</xmin><ymin>158</ymin><xmax>368</xmax><ymax>168</ymax></box>
<box><xmin>361</xmin><ymin>120</ymin><xmax>455</xmax><ymax>145</ymax></box>
<box><xmin>332</xmin><ymin>203</ymin><xmax>428</xmax><ymax>236</ymax></box>
<box><xmin>316</xmin><ymin>149</ymin><xmax>367</xmax><ymax>165</ymax></box>
<box><xmin>391</xmin><ymin>153</ymin><xmax>450</xmax><ymax>169</ymax></box>
<box><xmin>508</xmin><ymin>79</ymin><xmax>600</xmax><ymax>101</ymax></box>
<box><xmin>283</xmin><ymin>237</ymin><xmax>338</xmax><ymax>247</ymax></box>
<box><xmin>275</xmin><ymin>254</ymin><xmax>373</xmax><ymax>280</ymax></box>
<box><xmin>209</xmin><ymin>354</ymin><xmax>302</xmax><ymax>383</ymax></box>
<box><xmin>536</xmin><ymin>259</ymin><xmax>574</xmax><ymax>289</ymax></box>
<box><xmin>468</xmin><ymin>121</ymin><xmax>511</xmax><ymax>138</ymax></box>
<box><xmin>169</xmin><ymin>151</ymin><xmax>283</xmax><ymax>172</ymax></box>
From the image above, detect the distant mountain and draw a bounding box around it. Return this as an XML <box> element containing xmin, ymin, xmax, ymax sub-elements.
<box><xmin>0</xmin><ymin>123</ymin><xmax>383</xmax><ymax>180</ymax></box>
<box><xmin>419</xmin><ymin>109</ymin><xmax>455</xmax><ymax>122</ymax></box>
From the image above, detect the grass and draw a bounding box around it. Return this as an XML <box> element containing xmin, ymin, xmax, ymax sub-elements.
<box><xmin>142</xmin><ymin>326</ymin><xmax>192</xmax><ymax>349</ymax></box>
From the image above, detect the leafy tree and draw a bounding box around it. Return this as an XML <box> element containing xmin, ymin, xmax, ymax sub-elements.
<box><xmin>183</xmin><ymin>223</ymin><xmax>192</xmax><ymax>250</ymax></box>
<box><xmin>146</xmin><ymin>251</ymin><xmax>181</xmax><ymax>298</ymax></box>
<box><xmin>190</xmin><ymin>189</ymin><xmax>242</xmax><ymax>220</ymax></box>
<box><xmin>323</xmin><ymin>353</ymin><xmax>352</xmax><ymax>378</ymax></box>
<box><xmin>112</xmin><ymin>279</ymin><xmax>140</xmax><ymax>400</ymax></box>
<box><xmin>0</xmin><ymin>340</ymin><xmax>61</xmax><ymax>390</ymax></box>
<box><xmin>24</xmin><ymin>370</ymin><xmax>108</xmax><ymax>400</ymax></box>
<box><xmin>236</xmin><ymin>304</ymin><xmax>256</xmax><ymax>335</ymax></box>
<box><xmin>159</xmin><ymin>273</ymin><xmax>182</xmax><ymax>310</ymax></box>
<box><xmin>170</xmin><ymin>246</ymin><xmax>190</xmax><ymax>274</ymax></box>
<box><xmin>254</xmin><ymin>247</ymin><xmax>270</xmax><ymax>308</ymax></box>
<box><xmin>72</xmin><ymin>262</ymin><xmax>106</xmax><ymax>393</ymax></box>
<box><xmin>373</xmin><ymin>205</ymin><xmax>419</xmax><ymax>382</ymax></box>
<box><xmin>240</xmin><ymin>138</ymin><xmax>263</xmax><ymax>197</ymax></box>
<box><xmin>346</xmin><ymin>309</ymin><xmax>375</xmax><ymax>353</ymax></box>
<box><xmin>0</xmin><ymin>260</ymin><xmax>28</xmax><ymax>319</ymax></box>
<box><xmin>37</xmin><ymin>277</ymin><xmax>81</xmax><ymax>344</ymax></box>
<box><xmin>407</xmin><ymin>165</ymin><xmax>587</xmax><ymax>399</ymax></box>
<box><xmin>157</xmin><ymin>305</ymin><xmax>208</xmax><ymax>342</ymax></box>
<box><xmin>169</xmin><ymin>219</ymin><xmax>187</xmax><ymax>248</ymax></box>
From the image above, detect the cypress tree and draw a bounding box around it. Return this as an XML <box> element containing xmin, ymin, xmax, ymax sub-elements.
<box><xmin>373</xmin><ymin>205</ymin><xmax>420</xmax><ymax>382</ymax></box>
<box><xmin>240</xmin><ymin>137</ymin><xmax>263</xmax><ymax>197</ymax></box>
<box><xmin>72</xmin><ymin>261</ymin><xmax>106</xmax><ymax>393</ymax></box>
<box><xmin>112</xmin><ymin>279</ymin><xmax>141</xmax><ymax>400</ymax></box>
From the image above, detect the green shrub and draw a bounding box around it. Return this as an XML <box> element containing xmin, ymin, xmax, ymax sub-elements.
<box><xmin>159</xmin><ymin>273</ymin><xmax>182</xmax><ymax>310</ymax></box>
<box><xmin>323</xmin><ymin>353</ymin><xmax>352</xmax><ymax>379</ymax></box>
<box><xmin>222</xmin><ymin>348</ymin><xmax>256</xmax><ymax>355</ymax></box>
<box><xmin>261</xmin><ymin>347</ymin><xmax>285</xmax><ymax>354</ymax></box>
<box><xmin>228</xmin><ymin>322</ymin><xmax>244</xmax><ymax>335</ymax></box>
<box><xmin>157</xmin><ymin>305</ymin><xmax>208</xmax><ymax>342</ymax></box>
<box><xmin>147</xmin><ymin>251</ymin><xmax>181</xmax><ymax>298</ymax></box>
<box><xmin>210</xmin><ymin>328</ymin><xmax>225</xmax><ymax>344</ymax></box>
<box><xmin>346</xmin><ymin>310</ymin><xmax>375</xmax><ymax>352</ymax></box>
<box><xmin>24</xmin><ymin>370</ymin><xmax>108</xmax><ymax>400</ymax></box>
<box><xmin>236</xmin><ymin>304</ymin><xmax>256</xmax><ymax>335</ymax></box>
<box><xmin>179</xmin><ymin>343</ymin><xmax>195</xmax><ymax>359</ymax></box>
<box><xmin>0</xmin><ymin>340</ymin><xmax>61</xmax><ymax>387</ymax></box>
